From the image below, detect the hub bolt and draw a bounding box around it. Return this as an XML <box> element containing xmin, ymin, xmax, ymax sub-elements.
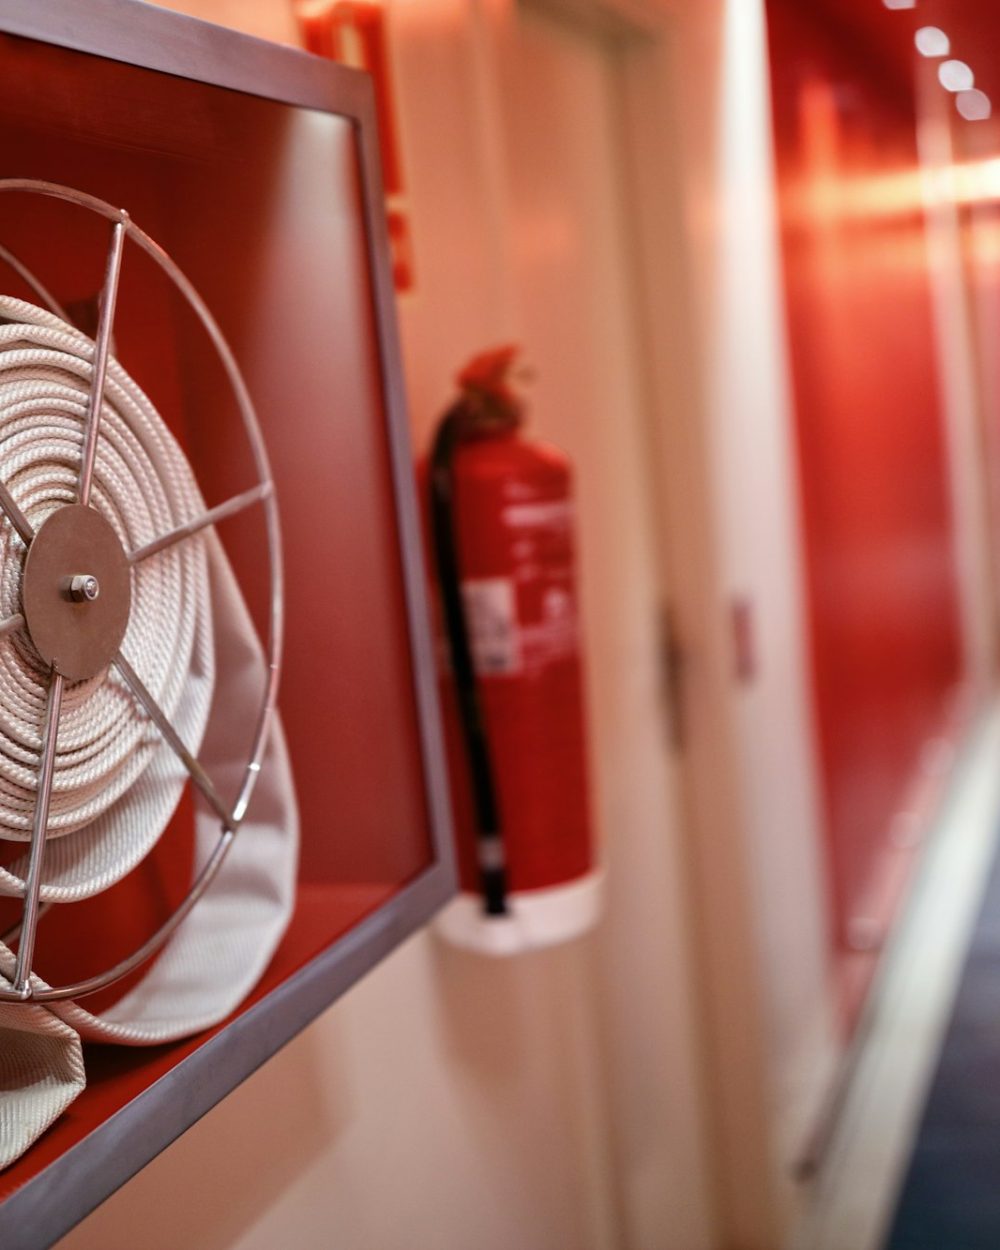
<box><xmin>67</xmin><ymin>574</ymin><xmax>100</xmax><ymax>603</ymax></box>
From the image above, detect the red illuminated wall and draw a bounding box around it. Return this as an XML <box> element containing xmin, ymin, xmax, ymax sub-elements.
<box><xmin>766</xmin><ymin>2</ymin><xmax>963</xmax><ymax>1019</ymax></box>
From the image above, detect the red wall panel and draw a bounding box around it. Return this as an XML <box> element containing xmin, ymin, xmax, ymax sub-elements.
<box><xmin>766</xmin><ymin>2</ymin><xmax>963</xmax><ymax>1020</ymax></box>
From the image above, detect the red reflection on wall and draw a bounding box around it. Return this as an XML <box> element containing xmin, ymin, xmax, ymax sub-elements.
<box><xmin>767</xmin><ymin>3</ymin><xmax>963</xmax><ymax>1026</ymax></box>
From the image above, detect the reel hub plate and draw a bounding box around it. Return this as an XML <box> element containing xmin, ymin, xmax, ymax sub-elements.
<box><xmin>22</xmin><ymin>504</ymin><xmax>131</xmax><ymax>683</ymax></box>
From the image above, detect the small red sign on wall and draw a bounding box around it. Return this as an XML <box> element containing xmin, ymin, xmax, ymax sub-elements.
<box><xmin>297</xmin><ymin>1</ymin><xmax>415</xmax><ymax>293</ymax></box>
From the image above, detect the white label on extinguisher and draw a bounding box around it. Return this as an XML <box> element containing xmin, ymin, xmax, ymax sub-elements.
<box><xmin>461</xmin><ymin>578</ymin><xmax>522</xmax><ymax>676</ymax></box>
<box><xmin>501</xmin><ymin>501</ymin><xmax>574</xmax><ymax>528</ymax></box>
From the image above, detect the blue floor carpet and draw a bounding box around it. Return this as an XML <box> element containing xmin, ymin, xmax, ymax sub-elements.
<box><xmin>884</xmin><ymin>835</ymin><xmax>1000</xmax><ymax>1248</ymax></box>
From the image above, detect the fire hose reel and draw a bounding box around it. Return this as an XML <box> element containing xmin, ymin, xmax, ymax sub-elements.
<box><xmin>0</xmin><ymin>180</ymin><xmax>297</xmax><ymax>1169</ymax></box>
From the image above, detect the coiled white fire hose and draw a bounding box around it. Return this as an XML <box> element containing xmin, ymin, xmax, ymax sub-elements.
<box><xmin>0</xmin><ymin>296</ymin><xmax>298</xmax><ymax>1168</ymax></box>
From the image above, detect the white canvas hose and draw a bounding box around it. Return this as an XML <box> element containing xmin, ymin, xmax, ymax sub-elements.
<box><xmin>0</xmin><ymin>297</ymin><xmax>298</xmax><ymax>1168</ymax></box>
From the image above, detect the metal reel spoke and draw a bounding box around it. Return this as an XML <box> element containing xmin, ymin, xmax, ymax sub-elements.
<box><xmin>13</xmin><ymin>669</ymin><xmax>64</xmax><ymax>993</ymax></box>
<box><xmin>0</xmin><ymin>612</ymin><xmax>24</xmax><ymax>637</ymax></box>
<box><xmin>0</xmin><ymin>478</ymin><xmax>34</xmax><ymax>547</ymax></box>
<box><xmin>113</xmin><ymin>650</ymin><xmax>234</xmax><ymax>829</ymax></box>
<box><xmin>77</xmin><ymin>214</ymin><xmax>127</xmax><ymax>509</ymax></box>
<box><xmin>129</xmin><ymin>482</ymin><xmax>272</xmax><ymax>565</ymax></box>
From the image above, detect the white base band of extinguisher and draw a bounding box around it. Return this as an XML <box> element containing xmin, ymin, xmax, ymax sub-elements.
<box><xmin>433</xmin><ymin>869</ymin><xmax>604</xmax><ymax>956</ymax></box>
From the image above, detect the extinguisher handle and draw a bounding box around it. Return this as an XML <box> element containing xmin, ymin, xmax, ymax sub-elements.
<box><xmin>429</xmin><ymin>408</ymin><xmax>509</xmax><ymax>916</ymax></box>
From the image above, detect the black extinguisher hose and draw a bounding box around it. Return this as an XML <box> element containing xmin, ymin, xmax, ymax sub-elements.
<box><xmin>428</xmin><ymin>406</ymin><xmax>508</xmax><ymax>916</ymax></box>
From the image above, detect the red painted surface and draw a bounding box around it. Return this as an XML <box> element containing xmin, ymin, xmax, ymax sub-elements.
<box><xmin>0</xmin><ymin>32</ymin><xmax>436</xmax><ymax>1193</ymax></box>
<box><xmin>767</xmin><ymin>2</ymin><xmax>964</xmax><ymax>1026</ymax></box>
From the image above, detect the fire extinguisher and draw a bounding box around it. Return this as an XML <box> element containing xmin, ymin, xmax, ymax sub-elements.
<box><xmin>424</xmin><ymin>346</ymin><xmax>602</xmax><ymax>955</ymax></box>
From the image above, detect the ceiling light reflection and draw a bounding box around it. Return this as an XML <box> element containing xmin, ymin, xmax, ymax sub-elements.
<box><xmin>915</xmin><ymin>26</ymin><xmax>950</xmax><ymax>57</ymax></box>
<box><xmin>939</xmin><ymin>60</ymin><xmax>975</xmax><ymax>92</ymax></box>
<box><xmin>957</xmin><ymin>89</ymin><xmax>992</xmax><ymax>121</ymax></box>
<box><xmin>784</xmin><ymin>156</ymin><xmax>1000</xmax><ymax>225</ymax></box>
<box><xmin>883</xmin><ymin>0</ymin><xmax>916</xmax><ymax>9</ymax></box>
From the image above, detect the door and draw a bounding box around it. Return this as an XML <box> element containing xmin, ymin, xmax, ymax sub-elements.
<box><xmin>498</xmin><ymin>7</ymin><xmax>716</xmax><ymax>1247</ymax></box>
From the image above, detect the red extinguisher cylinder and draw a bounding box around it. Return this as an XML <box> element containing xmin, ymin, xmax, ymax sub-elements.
<box><xmin>427</xmin><ymin>423</ymin><xmax>594</xmax><ymax>899</ymax></box>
